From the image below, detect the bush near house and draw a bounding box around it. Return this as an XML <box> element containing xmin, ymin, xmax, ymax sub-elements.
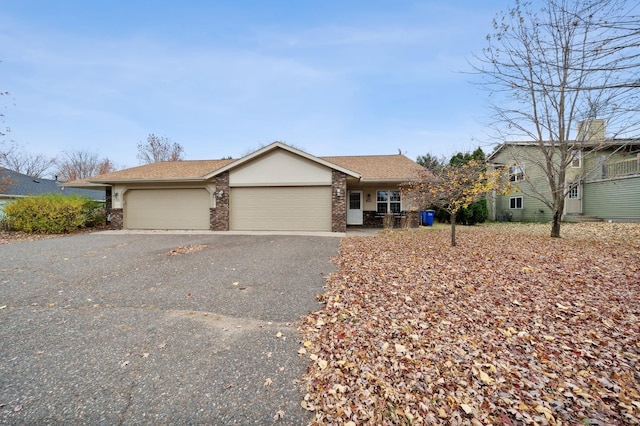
<box><xmin>431</xmin><ymin>199</ymin><xmax>489</xmax><ymax>225</ymax></box>
<box><xmin>3</xmin><ymin>194</ymin><xmax>104</xmax><ymax>234</ymax></box>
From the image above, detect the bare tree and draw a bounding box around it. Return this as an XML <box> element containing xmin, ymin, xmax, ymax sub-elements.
<box><xmin>0</xmin><ymin>149</ymin><xmax>55</xmax><ymax>178</ymax></box>
<box><xmin>137</xmin><ymin>134</ymin><xmax>185</xmax><ymax>164</ymax></box>
<box><xmin>55</xmin><ymin>150</ymin><xmax>117</xmax><ymax>181</ymax></box>
<box><xmin>473</xmin><ymin>0</ymin><xmax>640</xmax><ymax>237</ymax></box>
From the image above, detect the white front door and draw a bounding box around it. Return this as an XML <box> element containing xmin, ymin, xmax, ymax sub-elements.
<box><xmin>347</xmin><ymin>191</ymin><xmax>363</xmax><ymax>225</ymax></box>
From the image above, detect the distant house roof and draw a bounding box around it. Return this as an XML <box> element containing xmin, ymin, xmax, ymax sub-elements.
<box><xmin>64</xmin><ymin>143</ymin><xmax>424</xmax><ymax>186</ymax></box>
<box><xmin>0</xmin><ymin>167</ymin><xmax>105</xmax><ymax>200</ymax></box>
<box><xmin>487</xmin><ymin>139</ymin><xmax>640</xmax><ymax>163</ymax></box>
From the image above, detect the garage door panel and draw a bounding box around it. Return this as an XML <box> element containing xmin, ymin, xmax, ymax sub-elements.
<box><xmin>230</xmin><ymin>187</ymin><xmax>331</xmax><ymax>231</ymax></box>
<box><xmin>125</xmin><ymin>189</ymin><xmax>210</xmax><ymax>230</ymax></box>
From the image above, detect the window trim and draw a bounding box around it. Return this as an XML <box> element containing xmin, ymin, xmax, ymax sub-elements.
<box><xmin>509</xmin><ymin>196</ymin><xmax>523</xmax><ymax>209</ymax></box>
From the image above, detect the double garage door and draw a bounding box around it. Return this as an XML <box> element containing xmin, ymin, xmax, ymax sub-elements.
<box><xmin>124</xmin><ymin>186</ymin><xmax>332</xmax><ymax>231</ymax></box>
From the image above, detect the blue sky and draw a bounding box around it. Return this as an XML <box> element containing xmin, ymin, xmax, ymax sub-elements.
<box><xmin>0</xmin><ymin>1</ymin><xmax>515</xmax><ymax>171</ymax></box>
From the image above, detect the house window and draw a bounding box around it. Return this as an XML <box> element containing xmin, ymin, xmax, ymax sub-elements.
<box><xmin>509</xmin><ymin>164</ymin><xmax>525</xmax><ymax>182</ymax></box>
<box><xmin>377</xmin><ymin>190</ymin><xmax>401</xmax><ymax>214</ymax></box>
<box><xmin>509</xmin><ymin>196</ymin><xmax>523</xmax><ymax>209</ymax></box>
<box><xmin>568</xmin><ymin>185</ymin><xmax>579</xmax><ymax>199</ymax></box>
<box><xmin>570</xmin><ymin>150</ymin><xmax>581</xmax><ymax>168</ymax></box>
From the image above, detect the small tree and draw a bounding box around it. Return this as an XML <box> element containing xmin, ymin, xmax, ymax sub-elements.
<box><xmin>137</xmin><ymin>134</ymin><xmax>185</xmax><ymax>164</ymax></box>
<box><xmin>407</xmin><ymin>159</ymin><xmax>508</xmax><ymax>246</ymax></box>
<box><xmin>55</xmin><ymin>150</ymin><xmax>117</xmax><ymax>181</ymax></box>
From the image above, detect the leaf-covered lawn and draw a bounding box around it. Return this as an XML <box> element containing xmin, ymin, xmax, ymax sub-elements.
<box><xmin>300</xmin><ymin>223</ymin><xmax>640</xmax><ymax>425</ymax></box>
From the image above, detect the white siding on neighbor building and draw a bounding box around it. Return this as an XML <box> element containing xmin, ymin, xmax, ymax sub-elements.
<box><xmin>229</xmin><ymin>186</ymin><xmax>332</xmax><ymax>231</ymax></box>
<box><xmin>124</xmin><ymin>188</ymin><xmax>211</xmax><ymax>230</ymax></box>
<box><xmin>229</xmin><ymin>149</ymin><xmax>332</xmax><ymax>187</ymax></box>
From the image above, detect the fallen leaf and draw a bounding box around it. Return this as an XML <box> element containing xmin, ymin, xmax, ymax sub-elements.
<box><xmin>460</xmin><ymin>404</ymin><xmax>474</xmax><ymax>414</ymax></box>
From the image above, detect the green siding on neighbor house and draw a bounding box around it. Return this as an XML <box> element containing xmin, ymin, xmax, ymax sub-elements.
<box><xmin>494</xmin><ymin>192</ymin><xmax>553</xmax><ymax>222</ymax></box>
<box><xmin>583</xmin><ymin>176</ymin><xmax>640</xmax><ymax>220</ymax></box>
<box><xmin>490</xmin><ymin>145</ymin><xmax>556</xmax><ymax>222</ymax></box>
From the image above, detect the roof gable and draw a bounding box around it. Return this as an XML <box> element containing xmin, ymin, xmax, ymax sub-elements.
<box><xmin>204</xmin><ymin>142</ymin><xmax>360</xmax><ymax>179</ymax></box>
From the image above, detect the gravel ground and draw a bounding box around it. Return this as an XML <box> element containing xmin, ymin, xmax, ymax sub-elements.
<box><xmin>0</xmin><ymin>233</ymin><xmax>339</xmax><ymax>424</ymax></box>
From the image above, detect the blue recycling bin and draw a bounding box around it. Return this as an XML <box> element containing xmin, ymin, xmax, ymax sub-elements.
<box><xmin>420</xmin><ymin>210</ymin><xmax>435</xmax><ymax>226</ymax></box>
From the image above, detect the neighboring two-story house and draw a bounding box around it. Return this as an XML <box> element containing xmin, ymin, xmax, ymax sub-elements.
<box><xmin>487</xmin><ymin>120</ymin><xmax>640</xmax><ymax>222</ymax></box>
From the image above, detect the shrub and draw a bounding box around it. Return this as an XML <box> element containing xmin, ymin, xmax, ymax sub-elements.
<box><xmin>4</xmin><ymin>194</ymin><xmax>104</xmax><ymax>234</ymax></box>
<box><xmin>460</xmin><ymin>199</ymin><xmax>489</xmax><ymax>225</ymax></box>
<box><xmin>427</xmin><ymin>199</ymin><xmax>488</xmax><ymax>225</ymax></box>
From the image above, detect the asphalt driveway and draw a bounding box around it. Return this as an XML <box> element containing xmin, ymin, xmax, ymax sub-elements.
<box><xmin>0</xmin><ymin>233</ymin><xmax>340</xmax><ymax>424</ymax></box>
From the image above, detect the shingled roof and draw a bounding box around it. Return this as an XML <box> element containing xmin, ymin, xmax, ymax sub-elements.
<box><xmin>88</xmin><ymin>159</ymin><xmax>235</xmax><ymax>182</ymax></box>
<box><xmin>0</xmin><ymin>167</ymin><xmax>105</xmax><ymax>200</ymax></box>
<box><xmin>321</xmin><ymin>154</ymin><xmax>423</xmax><ymax>181</ymax></box>
<box><xmin>64</xmin><ymin>145</ymin><xmax>423</xmax><ymax>186</ymax></box>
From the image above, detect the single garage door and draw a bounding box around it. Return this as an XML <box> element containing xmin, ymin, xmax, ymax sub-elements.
<box><xmin>125</xmin><ymin>189</ymin><xmax>210</xmax><ymax>230</ymax></box>
<box><xmin>230</xmin><ymin>186</ymin><xmax>332</xmax><ymax>231</ymax></box>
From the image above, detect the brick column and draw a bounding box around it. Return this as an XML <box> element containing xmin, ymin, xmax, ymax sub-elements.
<box><xmin>109</xmin><ymin>208</ymin><xmax>123</xmax><ymax>230</ymax></box>
<box><xmin>211</xmin><ymin>172</ymin><xmax>230</xmax><ymax>231</ymax></box>
<box><xmin>331</xmin><ymin>170</ymin><xmax>347</xmax><ymax>232</ymax></box>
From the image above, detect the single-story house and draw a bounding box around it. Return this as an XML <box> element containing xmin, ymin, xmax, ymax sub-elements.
<box><xmin>0</xmin><ymin>167</ymin><xmax>106</xmax><ymax>217</ymax></box>
<box><xmin>64</xmin><ymin>142</ymin><xmax>425</xmax><ymax>232</ymax></box>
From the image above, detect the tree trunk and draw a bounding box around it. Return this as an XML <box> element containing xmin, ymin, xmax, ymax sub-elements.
<box><xmin>551</xmin><ymin>209</ymin><xmax>562</xmax><ymax>238</ymax></box>
<box><xmin>451</xmin><ymin>212</ymin><xmax>457</xmax><ymax>246</ymax></box>
<box><xmin>551</xmin><ymin>193</ymin><xmax>564</xmax><ymax>238</ymax></box>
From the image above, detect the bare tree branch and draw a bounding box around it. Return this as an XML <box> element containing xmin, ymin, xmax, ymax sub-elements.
<box><xmin>137</xmin><ymin>134</ymin><xmax>185</xmax><ymax>164</ymax></box>
<box><xmin>0</xmin><ymin>149</ymin><xmax>56</xmax><ymax>178</ymax></box>
<box><xmin>55</xmin><ymin>150</ymin><xmax>117</xmax><ymax>181</ymax></box>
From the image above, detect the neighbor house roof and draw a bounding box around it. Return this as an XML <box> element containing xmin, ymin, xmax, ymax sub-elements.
<box><xmin>0</xmin><ymin>167</ymin><xmax>105</xmax><ymax>200</ymax></box>
<box><xmin>487</xmin><ymin>139</ymin><xmax>640</xmax><ymax>163</ymax></box>
<box><xmin>64</xmin><ymin>143</ymin><xmax>424</xmax><ymax>186</ymax></box>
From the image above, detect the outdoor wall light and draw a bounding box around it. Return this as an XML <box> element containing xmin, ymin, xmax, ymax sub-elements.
<box><xmin>114</xmin><ymin>192</ymin><xmax>119</xmax><ymax>200</ymax></box>
<box><xmin>366</xmin><ymin>193</ymin><xmax>371</xmax><ymax>202</ymax></box>
<box><xmin>217</xmin><ymin>190</ymin><xmax>224</xmax><ymax>197</ymax></box>
<box><xmin>336</xmin><ymin>188</ymin><xmax>341</xmax><ymax>196</ymax></box>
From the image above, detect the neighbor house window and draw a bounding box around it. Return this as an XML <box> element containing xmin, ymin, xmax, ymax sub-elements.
<box><xmin>568</xmin><ymin>184</ymin><xmax>579</xmax><ymax>199</ymax></box>
<box><xmin>509</xmin><ymin>196</ymin><xmax>523</xmax><ymax>209</ymax></box>
<box><xmin>571</xmin><ymin>150</ymin><xmax>581</xmax><ymax>168</ymax></box>
<box><xmin>377</xmin><ymin>190</ymin><xmax>401</xmax><ymax>214</ymax></box>
<box><xmin>509</xmin><ymin>164</ymin><xmax>525</xmax><ymax>182</ymax></box>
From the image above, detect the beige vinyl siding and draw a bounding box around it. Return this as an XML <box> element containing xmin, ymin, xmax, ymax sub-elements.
<box><xmin>229</xmin><ymin>186</ymin><xmax>331</xmax><ymax>231</ymax></box>
<box><xmin>583</xmin><ymin>176</ymin><xmax>640</xmax><ymax>220</ymax></box>
<box><xmin>125</xmin><ymin>188</ymin><xmax>210</xmax><ymax>230</ymax></box>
